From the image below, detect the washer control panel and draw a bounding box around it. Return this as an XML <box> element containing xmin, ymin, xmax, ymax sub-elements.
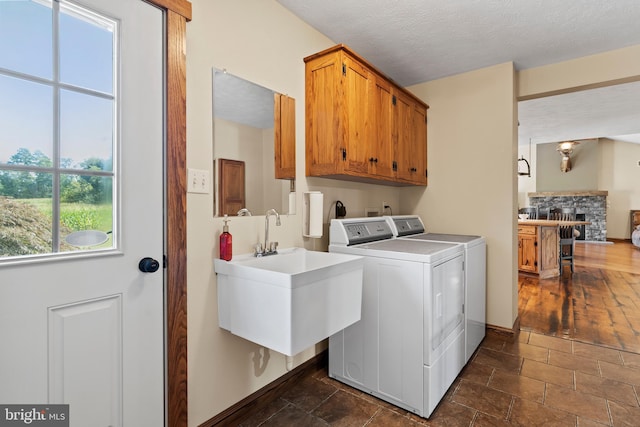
<box><xmin>330</xmin><ymin>218</ymin><xmax>393</xmax><ymax>246</ymax></box>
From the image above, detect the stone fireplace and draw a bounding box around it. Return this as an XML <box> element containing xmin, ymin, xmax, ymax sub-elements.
<box><xmin>528</xmin><ymin>191</ymin><xmax>608</xmax><ymax>242</ymax></box>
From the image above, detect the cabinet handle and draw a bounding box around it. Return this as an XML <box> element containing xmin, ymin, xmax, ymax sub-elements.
<box><xmin>369</xmin><ymin>157</ymin><xmax>379</xmax><ymax>163</ymax></box>
<box><xmin>341</xmin><ymin>148</ymin><xmax>346</xmax><ymax>161</ymax></box>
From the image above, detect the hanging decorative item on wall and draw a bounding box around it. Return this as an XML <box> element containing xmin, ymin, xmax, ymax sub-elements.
<box><xmin>557</xmin><ymin>141</ymin><xmax>580</xmax><ymax>172</ymax></box>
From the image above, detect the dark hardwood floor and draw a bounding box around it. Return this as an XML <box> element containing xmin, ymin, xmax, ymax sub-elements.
<box><xmin>519</xmin><ymin>240</ymin><xmax>640</xmax><ymax>353</ymax></box>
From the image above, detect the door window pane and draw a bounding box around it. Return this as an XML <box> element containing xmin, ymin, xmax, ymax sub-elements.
<box><xmin>0</xmin><ymin>75</ymin><xmax>53</xmax><ymax>165</ymax></box>
<box><xmin>60</xmin><ymin>174</ymin><xmax>113</xmax><ymax>252</ymax></box>
<box><xmin>0</xmin><ymin>169</ymin><xmax>52</xmax><ymax>201</ymax></box>
<box><xmin>0</xmin><ymin>172</ymin><xmax>53</xmax><ymax>257</ymax></box>
<box><xmin>0</xmin><ymin>0</ymin><xmax>53</xmax><ymax>80</ymax></box>
<box><xmin>0</xmin><ymin>1</ymin><xmax>117</xmax><ymax>261</ymax></box>
<box><xmin>60</xmin><ymin>89</ymin><xmax>113</xmax><ymax>171</ymax></box>
<box><xmin>59</xmin><ymin>3</ymin><xmax>114</xmax><ymax>94</ymax></box>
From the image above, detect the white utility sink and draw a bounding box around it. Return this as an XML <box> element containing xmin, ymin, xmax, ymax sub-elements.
<box><xmin>214</xmin><ymin>247</ymin><xmax>364</xmax><ymax>356</ymax></box>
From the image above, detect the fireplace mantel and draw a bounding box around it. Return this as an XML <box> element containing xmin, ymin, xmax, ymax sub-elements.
<box><xmin>528</xmin><ymin>190</ymin><xmax>608</xmax><ymax>198</ymax></box>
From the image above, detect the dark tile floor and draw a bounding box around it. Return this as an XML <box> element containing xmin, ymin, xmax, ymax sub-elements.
<box><xmin>237</xmin><ymin>330</ymin><xmax>640</xmax><ymax>426</ymax></box>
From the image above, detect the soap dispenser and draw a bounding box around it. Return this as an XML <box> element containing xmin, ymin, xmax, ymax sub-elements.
<box><xmin>219</xmin><ymin>214</ymin><xmax>232</xmax><ymax>261</ymax></box>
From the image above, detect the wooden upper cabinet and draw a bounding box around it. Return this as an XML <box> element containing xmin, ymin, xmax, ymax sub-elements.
<box><xmin>274</xmin><ymin>93</ymin><xmax>296</xmax><ymax>179</ymax></box>
<box><xmin>305</xmin><ymin>44</ymin><xmax>428</xmax><ymax>186</ymax></box>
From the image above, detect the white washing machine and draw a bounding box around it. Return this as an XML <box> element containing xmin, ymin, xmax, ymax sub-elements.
<box><xmin>385</xmin><ymin>215</ymin><xmax>486</xmax><ymax>363</ymax></box>
<box><xmin>328</xmin><ymin>217</ymin><xmax>466</xmax><ymax>418</ymax></box>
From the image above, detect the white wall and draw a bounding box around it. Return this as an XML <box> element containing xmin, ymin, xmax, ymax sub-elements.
<box><xmin>187</xmin><ymin>1</ymin><xmax>404</xmax><ymax>424</ymax></box>
<box><xmin>599</xmin><ymin>138</ymin><xmax>640</xmax><ymax>239</ymax></box>
<box><xmin>518</xmin><ymin>44</ymin><xmax>640</xmax><ymax>98</ymax></box>
<box><xmin>536</xmin><ymin>139</ymin><xmax>599</xmax><ymax>191</ymax></box>
<box><xmin>404</xmin><ymin>63</ymin><xmax>519</xmax><ymax>330</ymax></box>
<box><xmin>187</xmin><ymin>1</ymin><xmax>326</xmax><ymax>424</ymax></box>
<box><xmin>186</xmin><ymin>2</ymin><xmax>640</xmax><ymax>424</ymax></box>
<box><xmin>517</xmin><ymin>140</ymin><xmax>537</xmax><ymax>208</ymax></box>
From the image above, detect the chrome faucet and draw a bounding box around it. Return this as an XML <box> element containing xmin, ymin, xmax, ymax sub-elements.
<box><xmin>255</xmin><ymin>208</ymin><xmax>281</xmax><ymax>257</ymax></box>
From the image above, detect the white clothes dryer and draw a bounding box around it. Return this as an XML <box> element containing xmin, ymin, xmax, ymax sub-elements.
<box><xmin>329</xmin><ymin>217</ymin><xmax>466</xmax><ymax>418</ymax></box>
<box><xmin>385</xmin><ymin>215</ymin><xmax>486</xmax><ymax>362</ymax></box>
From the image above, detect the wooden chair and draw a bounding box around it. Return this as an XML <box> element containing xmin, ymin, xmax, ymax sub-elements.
<box><xmin>549</xmin><ymin>207</ymin><xmax>576</xmax><ymax>273</ymax></box>
<box><xmin>519</xmin><ymin>206</ymin><xmax>538</xmax><ymax>219</ymax></box>
<box><xmin>537</xmin><ymin>207</ymin><xmax>549</xmax><ymax>220</ymax></box>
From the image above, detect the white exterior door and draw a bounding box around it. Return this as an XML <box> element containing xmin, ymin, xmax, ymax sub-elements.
<box><xmin>0</xmin><ymin>0</ymin><xmax>165</xmax><ymax>426</ymax></box>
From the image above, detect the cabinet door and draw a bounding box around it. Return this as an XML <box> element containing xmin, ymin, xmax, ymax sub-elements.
<box><xmin>370</xmin><ymin>76</ymin><xmax>395</xmax><ymax>178</ymax></box>
<box><xmin>342</xmin><ymin>55</ymin><xmax>372</xmax><ymax>175</ymax></box>
<box><xmin>274</xmin><ymin>93</ymin><xmax>295</xmax><ymax>179</ymax></box>
<box><xmin>539</xmin><ymin>226</ymin><xmax>559</xmax><ymax>274</ymax></box>
<box><xmin>397</xmin><ymin>96</ymin><xmax>427</xmax><ymax>185</ymax></box>
<box><xmin>218</xmin><ymin>159</ymin><xmax>246</xmax><ymax>216</ymax></box>
<box><xmin>518</xmin><ymin>234</ymin><xmax>538</xmax><ymax>273</ymax></box>
<box><xmin>394</xmin><ymin>90</ymin><xmax>414</xmax><ymax>182</ymax></box>
<box><xmin>305</xmin><ymin>51</ymin><xmax>343</xmax><ymax>176</ymax></box>
<box><xmin>411</xmin><ymin>104</ymin><xmax>428</xmax><ymax>185</ymax></box>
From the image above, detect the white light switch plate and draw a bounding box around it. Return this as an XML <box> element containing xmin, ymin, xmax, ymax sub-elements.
<box><xmin>187</xmin><ymin>168</ymin><xmax>210</xmax><ymax>194</ymax></box>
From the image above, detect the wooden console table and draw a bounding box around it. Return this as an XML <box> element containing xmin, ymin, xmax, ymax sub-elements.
<box><xmin>517</xmin><ymin>219</ymin><xmax>591</xmax><ymax>278</ymax></box>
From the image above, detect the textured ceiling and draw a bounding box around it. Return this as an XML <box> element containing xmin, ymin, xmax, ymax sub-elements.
<box><xmin>518</xmin><ymin>81</ymin><xmax>640</xmax><ymax>145</ymax></box>
<box><xmin>277</xmin><ymin>0</ymin><xmax>640</xmax><ymax>144</ymax></box>
<box><xmin>277</xmin><ymin>0</ymin><xmax>640</xmax><ymax>86</ymax></box>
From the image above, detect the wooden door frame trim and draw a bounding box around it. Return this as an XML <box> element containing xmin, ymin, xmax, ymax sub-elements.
<box><xmin>144</xmin><ymin>1</ymin><xmax>191</xmax><ymax>426</ymax></box>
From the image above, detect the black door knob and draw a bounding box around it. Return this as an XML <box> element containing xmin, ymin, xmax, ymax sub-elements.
<box><xmin>139</xmin><ymin>257</ymin><xmax>160</xmax><ymax>273</ymax></box>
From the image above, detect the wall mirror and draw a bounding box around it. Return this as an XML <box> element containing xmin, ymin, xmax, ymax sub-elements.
<box><xmin>213</xmin><ymin>68</ymin><xmax>295</xmax><ymax>217</ymax></box>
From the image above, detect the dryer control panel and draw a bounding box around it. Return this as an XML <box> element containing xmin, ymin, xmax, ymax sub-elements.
<box><xmin>385</xmin><ymin>215</ymin><xmax>425</xmax><ymax>237</ymax></box>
